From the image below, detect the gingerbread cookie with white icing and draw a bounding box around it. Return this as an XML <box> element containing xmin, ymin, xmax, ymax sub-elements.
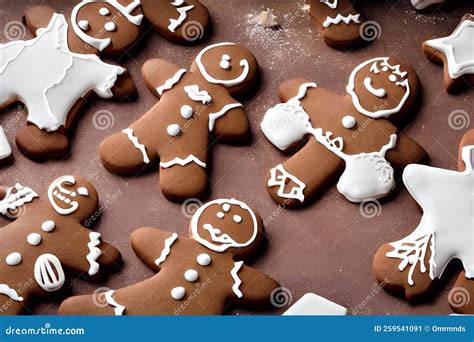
<box><xmin>0</xmin><ymin>176</ymin><xmax>121</xmax><ymax>315</ymax></box>
<box><xmin>373</xmin><ymin>130</ymin><xmax>474</xmax><ymax>314</ymax></box>
<box><xmin>307</xmin><ymin>0</ymin><xmax>367</xmax><ymax>49</ymax></box>
<box><xmin>261</xmin><ymin>57</ymin><xmax>426</xmax><ymax>208</ymax></box>
<box><xmin>0</xmin><ymin>2</ymin><xmax>139</xmax><ymax>161</ymax></box>
<box><xmin>59</xmin><ymin>198</ymin><xmax>279</xmax><ymax>315</ymax></box>
<box><xmin>0</xmin><ymin>126</ymin><xmax>13</xmax><ymax>165</ymax></box>
<box><xmin>423</xmin><ymin>14</ymin><xmax>474</xmax><ymax>93</ymax></box>
<box><xmin>100</xmin><ymin>42</ymin><xmax>258</xmax><ymax>202</ymax></box>
<box><xmin>411</xmin><ymin>0</ymin><xmax>444</xmax><ymax>11</ymax></box>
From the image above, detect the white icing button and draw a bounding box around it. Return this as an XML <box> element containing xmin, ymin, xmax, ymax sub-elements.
<box><xmin>99</xmin><ymin>7</ymin><xmax>111</xmax><ymax>15</ymax></box>
<box><xmin>180</xmin><ymin>105</ymin><xmax>194</xmax><ymax>119</ymax></box>
<box><xmin>220</xmin><ymin>60</ymin><xmax>231</xmax><ymax>70</ymax></box>
<box><xmin>233</xmin><ymin>215</ymin><xmax>242</xmax><ymax>223</ymax></box>
<box><xmin>41</xmin><ymin>220</ymin><xmax>55</xmax><ymax>232</ymax></box>
<box><xmin>27</xmin><ymin>233</ymin><xmax>42</xmax><ymax>246</ymax></box>
<box><xmin>342</xmin><ymin>116</ymin><xmax>356</xmax><ymax>129</ymax></box>
<box><xmin>171</xmin><ymin>286</ymin><xmax>186</xmax><ymax>300</ymax></box>
<box><xmin>184</xmin><ymin>269</ymin><xmax>199</xmax><ymax>282</ymax></box>
<box><xmin>222</xmin><ymin>203</ymin><xmax>231</xmax><ymax>212</ymax></box>
<box><xmin>389</xmin><ymin>74</ymin><xmax>397</xmax><ymax>82</ymax></box>
<box><xmin>104</xmin><ymin>22</ymin><xmax>116</xmax><ymax>32</ymax></box>
<box><xmin>6</xmin><ymin>252</ymin><xmax>21</xmax><ymax>266</ymax></box>
<box><xmin>78</xmin><ymin>20</ymin><xmax>89</xmax><ymax>31</ymax></box>
<box><xmin>197</xmin><ymin>253</ymin><xmax>211</xmax><ymax>266</ymax></box>
<box><xmin>167</xmin><ymin>124</ymin><xmax>181</xmax><ymax>137</ymax></box>
<box><xmin>216</xmin><ymin>212</ymin><xmax>225</xmax><ymax>219</ymax></box>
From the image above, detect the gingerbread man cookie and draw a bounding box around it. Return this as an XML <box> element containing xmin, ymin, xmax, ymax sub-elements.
<box><xmin>100</xmin><ymin>42</ymin><xmax>258</xmax><ymax>202</ymax></box>
<box><xmin>307</xmin><ymin>0</ymin><xmax>368</xmax><ymax>49</ymax></box>
<box><xmin>261</xmin><ymin>57</ymin><xmax>426</xmax><ymax>207</ymax></box>
<box><xmin>0</xmin><ymin>176</ymin><xmax>121</xmax><ymax>315</ymax></box>
<box><xmin>423</xmin><ymin>14</ymin><xmax>474</xmax><ymax>93</ymax></box>
<box><xmin>0</xmin><ymin>4</ymin><xmax>138</xmax><ymax>161</ymax></box>
<box><xmin>59</xmin><ymin>198</ymin><xmax>279</xmax><ymax>315</ymax></box>
<box><xmin>373</xmin><ymin>130</ymin><xmax>474</xmax><ymax>314</ymax></box>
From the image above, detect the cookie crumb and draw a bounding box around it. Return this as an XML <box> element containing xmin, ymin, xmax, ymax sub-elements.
<box><xmin>257</xmin><ymin>10</ymin><xmax>279</xmax><ymax>29</ymax></box>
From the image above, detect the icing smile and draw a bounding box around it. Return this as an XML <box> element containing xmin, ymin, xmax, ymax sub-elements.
<box><xmin>48</xmin><ymin>176</ymin><xmax>89</xmax><ymax>215</ymax></box>
<box><xmin>363</xmin><ymin>77</ymin><xmax>386</xmax><ymax>98</ymax></box>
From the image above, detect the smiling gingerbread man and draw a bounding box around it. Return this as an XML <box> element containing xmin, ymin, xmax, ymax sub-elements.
<box><xmin>261</xmin><ymin>57</ymin><xmax>427</xmax><ymax>208</ymax></box>
<box><xmin>59</xmin><ymin>198</ymin><xmax>280</xmax><ymax>315</ymax></box>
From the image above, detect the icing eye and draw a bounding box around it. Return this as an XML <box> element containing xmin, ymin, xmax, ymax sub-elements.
<box><xmin>389</xmin><ymin>74</ymin><xmax>397</xmax><ymax>82</ymax></box>
<box><xmin>77</xmin><ymin>187</ymin><xmax>89</xmax><ymax>196</ymax></box>
<box><xmin>233</xmin><ymin>215</ymin><xmax>242</xmax><ymax>223</ymax></box>
<box><xmin>167</xmin><ymin>124</ymin><xmax>181</xmax><ymax>137</ymax></box>
<box><xmin>104</xmin><ymin>22</ymin><xmax>116</xmax><ymax>32</ymax></box>
<box><xmin>220</xmin><ymin>54</ymin><xmax>232</xmax><ymax>70</ymax></box>
<box><xmin>216</xmin><ymin>212</ymin><xmax>225</xmax><ymax>219</ymax></box>
<box><xmin>342</xmin><ymin>115</ymin><xmax>356</xmax><ymax>129</ymax></box>
<box><xmin>370</xmin><ymin>62</ymin><xmax>380</xmax><ymax>74</ymax></box>
<box><xmin>78</xmin><ymin>20</ymin><xmax>89</xmax><ymax>31</ymax></box>
<box><xmin>382</xmin><ymin>66</ymin><xmax>389</xmax><ymax>72</ymax></box>
<box><xmin>222</xmin><ymin>203</ymin><xmax>231</xmax><ymax>212</ymax></box>
<box><xmin>180</xmin><ymin>105</ymin><xmax>194</xmax><ymax>119</ymax></box>
<box><xmin>99</xmin><ymin>7</ymin><xmax>111</xmax><ymax>16</ymax></box>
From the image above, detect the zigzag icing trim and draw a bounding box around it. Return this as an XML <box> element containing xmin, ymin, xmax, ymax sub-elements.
<box><xmin>86</xmin><ymin>232</ymin><xmax>102</xmax><ymax>276</ymax></box>
<box><xmin>154</xmin><ymin>233</ymin><xmax>178</xmax><ymax>266</ymax></box>
<box><xmin>160</xmin><ymin>155</ymin><xmax>206</xmax><ymax>169</ymax></box>
<box><xmin>0</xmin><ymin>284</ymin><xmax>23</xmax><ymax>302</ymax></box>
<box><xmin>231</xmin><ymin>261</ymin><xmax>244</xmax><ymax>298</ymax></box>
<box><xmin>122</xmin><ymin>128</ymin><xmax>150</xmax><ymax>164</ymax></box>
<box><xmin>0</xmin><ymin>184</ymin><xmax>38</xmax><ymax>216</ymax></box>
<box><xmin>104</xmin><ymin>290</ymin><xmax>126</xmax><ymax>316</ymax></box>
<box><xmin>208</xmin><ymin>103</ymin><xmax>243</xmax><ymax>132</ymax></box>
<box><xmin>322</xmin><ymin>14</ymin><xmax>360</xmax><ymax>28</ymax></box>
<box><xmin>184</xmin><ymin>85</ymin><xmax>212</xmax><ymax>104</ymax></box>
<box><xmin>168</xmin><ymin>5</ymin><xmax>194</xmax><ymax>32</ymax></box>
<box><xmin>156</xmin><ymin>69</ymin><xmax>187</xmax><ymax>95</ymax></box>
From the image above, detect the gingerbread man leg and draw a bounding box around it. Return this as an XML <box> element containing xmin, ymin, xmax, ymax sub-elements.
<box><xmin>16</xmin><ymin>126</ymin><xmax>69</xmax><ymax>161</ymax></box>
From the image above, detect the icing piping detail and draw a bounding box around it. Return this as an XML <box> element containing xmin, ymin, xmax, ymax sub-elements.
<box><xmin>230</xmin><ymin>261</ymin><xmax>244</xmax><ymax>298</ymax></box>
<box><xmin>0</xmin><ymin>284</ymin><xmax>23</xmax><ymax>302</ymax></box>
<box><xmin>208</xmin><ymin>103</ymin><xmax>243</xmax><ymax>132</ymax></box>
<box><xmin>268</xmin><ymin>164</ymin><xmax>306</xmax><ymax>203</ymax></box>
<box><xmin>122</xmin><ymin>128</ymin><xmax>150</xmax><ymax>164</ymax></box>
<box><xmin>322</xmin><ymin>14</ymin><xmax>361</xmax><ymax>28</ymax></box>
<box><xmin>184</xmin><ymin>85</ymin><xmax>212</xmax><ymax>104</ymax></box>
<box><xmin>0</xmin><ymin>184</ymin><xmax>38</xmax><ymax>216</ymax></box>
<box><xmin>160</xmin><ymin>155</ymin><xmax>206</xmax><ymax>169</ymax></box>
<box><xmin>86</xmin><ymin>232</ymin><xmax>102</xmax><ymax>276</ymax></box>
<box><xmin>154</xmin><ymin>233</ymin><xmax>178</xmax><ymax>266</ymax></box>
<box><xmin>156</xmin><ymin>69</ymin><xmax>187</xmax><ymax>95</ymax></box>
<box><xmin>168</xmin><ymin>5</ymin><xmax>194</xmax><ymax>32</ymax></box>
<box><xmin>104</xmin><ymin>290</ymin><xmax>125</xmax><ymax>316</ymax></box>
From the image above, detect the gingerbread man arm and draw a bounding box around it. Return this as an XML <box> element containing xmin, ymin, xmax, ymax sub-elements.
<box><xmin>385</xmin><ymin>133</ymin><xmax>427</xmax><ymax>168</ymax></box>
<box><xmin>142</xmin><ymin>58</ymin><xmax>185</xmax><ymax>100</ymax></box>
<box><xmin>131</xmin><ymin>227</ymin><xmax>196</xmax><ymax>272</ymax></box>
<box><xmin>229</xmin><ymin>264</ymin><xmax>280</xmax><ymax>306</ymax></box>
<box><xmin>24</xmin><ymin>6</ymin><xmax>56</xmax><ymax>33</ymax></box>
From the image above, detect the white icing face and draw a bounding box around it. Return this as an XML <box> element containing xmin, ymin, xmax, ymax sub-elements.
<box><xmin>195</xmin><ymin>43</ymin><xmax>250</xmax><ymax>87</ymax></box>
<box><xmin>71</xmin><ymin>0</ymin><xmax>144</xmax><ymax>51</ymax></box>
<box><xmin>48</xmin><ymin>176</ymin><xmax>90</xmax><ymax>216</ymax></box>
<box><xmin>346</xmin><ymin>57</ymin><xmax>411</xmax><ymax>119</ymax></box>
<box><xmin>191</xmin><ymin>199</ymin><xmax>258</xmax><ymax>253</ymax></box>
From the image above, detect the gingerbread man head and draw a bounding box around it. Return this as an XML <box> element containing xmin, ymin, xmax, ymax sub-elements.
<box><xmin>261</xmin><ymin>56</ymin><xmax>425</xmax><ymax>207</ymax></box>
<box><xmin>59</xmin><ymin>198</ymin><xmax>278</xmax><ymax>315</ymax></box>
<box><xmin>100</xmin><ymin>42</ymin><xmax>258</xmax><ymax>201</ymax></box>
<box><xmin>0</xmin><ymin>175</ymin><xmax>121</xmax><ymax>314</ymax></box>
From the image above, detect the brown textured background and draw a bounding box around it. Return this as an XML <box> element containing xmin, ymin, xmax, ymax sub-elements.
<box><xmin>0</xmin><ymin>0</ymin><xmax>473</xmax><ymax>315</ymax></box>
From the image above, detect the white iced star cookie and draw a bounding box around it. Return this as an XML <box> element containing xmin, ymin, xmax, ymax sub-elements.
<box><xmin>410</xmin><ymin>0</ymin><xmax>444</xmax><ymax>10</ymax></box>
<box><xmin>423</xmin><ymin>14</ymin><xmax>474</xmax><ymax>93</ymax></box>
<box><xmin>374</xmin><ymin>129</ymin><xmax>474</xmax><ymax>315</ymax></box>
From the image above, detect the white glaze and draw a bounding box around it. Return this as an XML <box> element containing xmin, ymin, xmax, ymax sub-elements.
<box><xmin>160</xmin><ymin>155</ymin><xmax>206</xmax><ymax>169</ymax></box>
<box><xmin>323</xmin><ymin>14</ymin><xmax>360</xmax><ymax>28</ymax></box>
<box><xmin>167</xmin><ymin>124</ymin><xmax>181</xmax><ymax>137</ymax></box>
<box><xmin>0</xmin><ymin>14</ymin><xmax>125</xmax><ymax>132</ymax></box>
<box><xmin>171</xmin><ymin>286</ymin><xmax>186</xmax><ymax>300</ymax></box>
<box><xmin>104</xmin><ymin>289</ymin><xmax>125</xmax><ymax>316</ymax></box>
<box><xmin>180</xmin><ymin>105</ymin><xmax>193</xmax><ymax>119</ymax></box>
<box><xmin>0</xmin><ymin>284</ymin><xmax>23</xmax><ymax>302</ymax></box>
<box><xmin>230</xmin><ymin>261</ymin><xmax>244</xmax><ymax>298</ymax></box>
<box><xmin>341</xmin><ymin>115</ymin><xmax>356</xmax><ymax>129</ymax></box>
<box><xmin>156</xmin><ymin>69</ymin><xmax>187</xmax><ymax>95</ymax></box>
<box><xmin>99</xmin><ymin>7</ymin><xmax>111</xmax><ymax>16</ymax></box>
<box><xmin>283</xmin><ymin>293</ymin><xmax>348</xmax><ymax>316</ymax></box>
<box><xmin>0</xmin><ymin>126</ymin><xmax>12</xmax><ymax>160</ymax></box>
<box><xmin>48</xmin><ymin>176</ymin><xmax>89</xmax><ymax>215</ymax></box>
<box><xmin>411</xmin><ymin>0</ymin><xmax>443</xmax><ymax>10</ymax></box>
<box><xmin>0</xmin><ymin>184</ymin><xmax>38</xmax><ymax>216</ymax></box>
<box><xmin>184</xmin><ymin>85</ymin><xmax>212</xmax><ymax>104</ymax></box>
<box><xmin>208</xmin><ymin>103</ymin><xmax>243</xmax><ymax>132</ymax></box>
<box><xmin>168</xmin><ymin>5</ymin><xmax>194</xmax><ymax>32</ymax></box>
<box><xmin>104</xmin><ymin>22</ymin><xmax>116</xmax><ymax>32</ymax></box>
<box><xmin>268</xmin><ymin>164</ymin><xmax>306</xmax><ymax>203</ymax></box>
<box><xmin>122</xmin><ymin>128</ymin><xmax>150</xmax><ymax>164</ymax></box>
<box><xmin>233</xmin><ymin>215</ymin><xmax>242</xmax><ymax>223</ymax></box>
<box><xmin>155</xmin><ymin>233</ymin><xmax>178</xmax><ymax>267</ymax></box>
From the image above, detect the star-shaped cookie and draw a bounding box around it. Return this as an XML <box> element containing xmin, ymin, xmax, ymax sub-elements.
<box><xmin>423</xmin><ymin>14</ymin><xmax>474</xmax><ymax>93</ymax></box>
